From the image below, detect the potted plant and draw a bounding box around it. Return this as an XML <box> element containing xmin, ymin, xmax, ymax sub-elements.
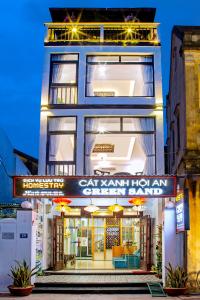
<box><xmin>164</xmin><ymin>263</ymin><xmax>188</xmax><ymax>296</ymax></box>
<box><xmin>8</xmin><ymin>260</ymin><xmax>38</xmax><ymax>296</ymax></box>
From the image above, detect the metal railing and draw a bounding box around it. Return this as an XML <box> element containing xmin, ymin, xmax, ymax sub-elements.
<box><xmin>49</xmin><ymin>86</ymin><xmax>77</xmax><ymax>104</ymax></box>
<box><xmin>45</xmin><ymin>22</ymin><xmax>160</xmax><ymax>45</ymax></box>
<box><xmin>47</xmin><ymin>163</ymin><xmax>76</xmax><ymax>175</ymax></box>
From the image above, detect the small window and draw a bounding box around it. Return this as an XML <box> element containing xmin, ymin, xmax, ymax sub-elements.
<box><xmin>49</xmin><ymin>117</ymin><xmax>76</xmax><ymax>131</ymax></box>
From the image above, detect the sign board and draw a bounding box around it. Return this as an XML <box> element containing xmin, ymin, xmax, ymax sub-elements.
<box><xmin>20</xmin><ymin>233</ymin><xmax>28</xmax><ymax>239</ymax></box>
<box><xmin>176</xmin><ymin>189</ymin><xmax>190</xmax><ymax>233</ymax></box>
<box><xmin>2</xmin><ymin>232</ymin><xmax>14</xmax><ymax>240</ymax></box>
<box><xmin>13</xmin><ymin>176</ymin><xmax>177</xmax><ymax>198</ymax></box>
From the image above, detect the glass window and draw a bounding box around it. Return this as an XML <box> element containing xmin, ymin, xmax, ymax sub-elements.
<box><xmin>123</xmin><ymin>118</ymin><xmax>154</xmax><ymax>131</ymax></box>
<box><xmin>49</xmin><ymin>54</ymin><xmax>78</xmax><ymax>105</ymax></box>
<box><xmin>85</xmin><ymin>117</ymin><xmax>155</xmax><ymax>176</ymax></box>
<box><xmin>52</xmin><ymin>63</ymin><xmax>77</xmax><ymax>84</ymax></box>
<box><xmin>86</xmin><ymin>55</ymin><xmax>154</xmax><ymax>97</ymax></box>
<box><xmin>85</xmin><ymin>117</ymin><xmax>121</xmax><ymax>132</ymax></box>
<box><xmin>52</xmin><ymin>54</ymin><xmax>78</xmax><ymax>61</ymax></box>
<box><xmin>49</xmin><ymin>117</ymin><xmax>76</xmax><ymax>131</ymax></box>
<box><xmin>87</xmin><ymin>56</ymin><xmax>119</xmax><ymax>62</ymax></box>
<box><xmin>49</xmin><ymin>134</ymin><xmax>74</xmax><ymax>162</ymax></box>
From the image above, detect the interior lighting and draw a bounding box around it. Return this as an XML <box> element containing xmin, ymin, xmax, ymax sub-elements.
<box><xmin>108</xmin><ymin>203</ymin><xmax>124</xmax><ymax>213</ymax></box>
<box><xmin>84</xmin><ymin>199</ymin><xmax>99</xmax><ymax>213</ymax></box>
<box><xmin>84</xmin><ymin>204</ymin><xmax>100</xmax><ymax>213</ymax></box>
<box><xmin>98</xmin><ymin>126</ymin><xmax>106</xmax><ymax>134</ymax></box>
<box><xmin>127</xmin><ymin>28</ymin><xmax>132</xmax><ymax>33</ymax></box>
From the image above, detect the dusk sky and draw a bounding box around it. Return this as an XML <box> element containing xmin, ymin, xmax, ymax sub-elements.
<box><xmin>0</xmin><ymin>0</ymin><xmax>200</xmax><ymax>158</ymax></box>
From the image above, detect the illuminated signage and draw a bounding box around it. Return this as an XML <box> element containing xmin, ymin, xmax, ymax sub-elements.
<box><xmin>176</xmin><ymin>189</ymin><xmax>190</xmax><ymax>233</ymax></box>
<box><xmin>13</xmin><ymin>176</ymin><xmax>176</xmax><ymax>198</ymax></box>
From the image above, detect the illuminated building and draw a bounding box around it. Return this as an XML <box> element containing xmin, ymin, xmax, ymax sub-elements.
<box><xmin>38</xmin><ymin>8</ymin><xmax>165</xmax><ymax>272</ymax></box>
<box><xmin>167</xmin><ymin>26</ymin><xmax>200</xmax><ymax>273</ymax></box>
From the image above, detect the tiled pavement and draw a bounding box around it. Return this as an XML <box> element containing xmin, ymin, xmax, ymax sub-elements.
<box><xmin>36</xmin><ymin>274</ymin><xmax>161</xmax><ymax>284</ymax></box>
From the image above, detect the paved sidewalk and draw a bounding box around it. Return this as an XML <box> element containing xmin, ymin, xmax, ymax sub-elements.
<box><xmin>1</xmin><ymin>294</ymin><xmax>200</xmax><ymax>300</ymax></box>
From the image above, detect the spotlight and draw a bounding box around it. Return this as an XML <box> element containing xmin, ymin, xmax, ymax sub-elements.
<box><xmin>127</xmin><ymin>28</ymin><xmax>132</xmax><ymax>33</ymax></box>
<box><xmin>72</xmin><ymin>27</ymin><xmax>77</xmax><ymax>33</ymax></box>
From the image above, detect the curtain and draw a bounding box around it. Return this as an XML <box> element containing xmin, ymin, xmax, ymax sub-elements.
<box><xmin>49</xmin><ymin>118</ymin><xmax>73</xmax><ymax>162</ymax></box>
<box><xmin>85</xmin><ymin>118</ymin><xmax>100</xmax><ymax>175</ymax></box>
<box><xmin>52</xmin><ymin>63</ymin><xmax>64</xmax><ymax>83</ymax></box>
<box><xmin>141</xmin><ymin>58</ymin><xmax>153</xmax><ymax>96</ymax></box>
<box><xmin>87</xmin><ymin>57</ymin><xmax>96</xmax><ymax>96</ymax></box>
<box><xmin>131</xmin><ymin>118</ymin><xmax>155</xmax><ymax>175</ymax></box>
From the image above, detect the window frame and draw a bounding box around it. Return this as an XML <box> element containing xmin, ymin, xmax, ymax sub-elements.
<box><xmin>49</xmin><ymin>54</ymin><xmax>79</xmax><ymax>104</ymax></box>
<box><xmin>84</xmin><ymin>116</ymin><xmax>156</xmax><ymax>175</ymax></box>
<box><xmin>85</xmin><ymin>55</ymin><xmax>155</xmax><ymax>98</ymax></box>
<box><xmin>46</xmin><ymin>116</ymin><xmax>77</xmax><ymax>166</ymax></box>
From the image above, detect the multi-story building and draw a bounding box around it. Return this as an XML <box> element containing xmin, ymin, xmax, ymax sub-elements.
<box><xmin>38</xmin><ymin>8</ymin><xmax>165</xmax><ymax>272</ymax></box>
<box><xmin>167</xmin><ymin>26</ymin><xmax>200</xmax><ymax>273</ymax></box>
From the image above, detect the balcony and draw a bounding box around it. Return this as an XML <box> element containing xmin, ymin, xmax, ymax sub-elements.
<box><xmin>49</xmin><ymin>86</ymin><xmax>77</xmax><ymax>104</ymax></box>
<box><xmin>44</xmin><ymin>22</ymin><xmax>160</xmax><ymax>46</ymax></box>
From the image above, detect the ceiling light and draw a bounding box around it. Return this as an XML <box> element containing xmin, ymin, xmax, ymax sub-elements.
<box><xmin>84</xmin><ymin>204</ymin><xmax>100</xmax><ymax>213</ymax></box>
<box><xmin>108</xmin><ymin>203</ymin><xmax>124</xmax><ymax>213</ymax></box>
<box><xmin>98</xmin><ymin>126</ymin><xmax>106</xmax><ymax>133</ymax></box>
<box><xmin>127</xmin><ymin>28</ymin><xmax>132</xmax><ymax>33</ymax></box>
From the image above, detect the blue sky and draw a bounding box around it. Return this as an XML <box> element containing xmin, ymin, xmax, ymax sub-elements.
<box><xmin>0</xmin><ymin>0</ymin><xmax>199</xmax><ymax>158</ymax></box>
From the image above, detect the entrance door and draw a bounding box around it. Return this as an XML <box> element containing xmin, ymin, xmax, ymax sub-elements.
<box><xmin>53</xmin><ymin>216</ymin><xmax>64</xmax><ymax>270</ymax></box>
<box><xmin>140</xmin><ymin>216</ymin><xmax>152</xmax><ymax>270</ymax></box>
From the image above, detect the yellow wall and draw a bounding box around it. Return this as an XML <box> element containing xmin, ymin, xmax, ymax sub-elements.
<box><xmin>187</xmin><ymin>180</ymin><xmax>200</xmax><ymax>273</ymax></box>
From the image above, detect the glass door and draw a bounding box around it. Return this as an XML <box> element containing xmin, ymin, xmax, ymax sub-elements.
<box><xmin>93</xmin><ymin>218</ymin><xmax>105</xmax><ymax>260</ymax></box>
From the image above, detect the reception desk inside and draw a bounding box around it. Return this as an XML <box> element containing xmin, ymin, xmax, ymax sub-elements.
<box><xmin>112</xmin><ymin>245</ymin><xmax>137</xmax><ymax>257</ymax></box>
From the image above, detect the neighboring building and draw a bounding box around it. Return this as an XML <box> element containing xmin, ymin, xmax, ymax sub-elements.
<box><xmin>0</xmin><ymin>128</ymin><xmax>38</xmax><ymax>206</ymax></box>
<box><xmin>167</xmin><ymin>26</ymin><xmax>200</xmax><ymax>273</ymax></box>
<box><xmin>39</xmin><ymin>8</ymin><xmax>166</xmax><ymax>271</ymax></box>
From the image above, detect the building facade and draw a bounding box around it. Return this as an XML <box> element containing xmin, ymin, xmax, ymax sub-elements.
<box><xmin>38</xmin><ymin>8</ymin><xmax>165</xmax><ymax>272</ymax></box>
<box><xmin>167</xmin><ymin>26</ymin><xmax>200</xmax><ymax>273</ymax></box>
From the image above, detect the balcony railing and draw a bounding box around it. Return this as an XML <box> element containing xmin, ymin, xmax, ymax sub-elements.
<box><xmin>47</xmin><ymin>163</ymin><xmax>76</xmax><ymax>175</ymax></box>
<box><xmin>45</xmin><ymin>22</ymin><xmax>160</xmax><ymax>45</ymax></box>
<box><xmin>49</xmin><ymin>86</ymin><xmax>77</xmax><ymax>104</ymax></box>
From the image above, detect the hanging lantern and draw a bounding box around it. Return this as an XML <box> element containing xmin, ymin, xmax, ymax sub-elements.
<box><xmin>131</xmin><ymin>205</ymin><xmax>146</xmax><ymax>212</ymax></box>
<box><xmin>108</xmin><ymin>203</ymin><xmax>124</xmax><ymax>213</ymax></box>
<box><xmin>53</xmin><ymin>197</ymin><xmax>72</xmax><ymax>205</ymax></box>
<box><xmin>52</xmin><ymin>197</ymin><xmax>72</xmax><ymax>214</ymax></box>
<box><xmin>84</xmin><ymin>204</ymin><xmax>100</xmax><ymax>213</ymax></box>
<box><xmin>128</xmin><ymin>197</ymin><xmax>146</xmax><ymax>206</ymax></box>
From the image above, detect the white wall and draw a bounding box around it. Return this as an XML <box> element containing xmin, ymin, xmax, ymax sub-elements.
<box><xmin>0</xmin><ymin>210</ymin><xmax>36</xmax><ymax>292</ymax></box>
<box><xmin>38</xmin><ymin>45</ymin><xmax>164</xmax><ymax>269</ymax></box>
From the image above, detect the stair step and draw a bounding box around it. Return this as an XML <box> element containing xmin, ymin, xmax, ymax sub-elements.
<box><xmin>33</xmin><ymin>286</ymin><xmax>149</xmax><ymax>294</ymax></box>
<box><xmin>35</xmin><ymin>282</ymin><xmax>147</xmax><ymax>287</ymax></box>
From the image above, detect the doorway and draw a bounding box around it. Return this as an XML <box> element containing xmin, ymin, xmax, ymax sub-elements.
<box><xmin>53</xmin><ymin>215</ymin><xmax>153</xmax><ymax>271</ymax></box>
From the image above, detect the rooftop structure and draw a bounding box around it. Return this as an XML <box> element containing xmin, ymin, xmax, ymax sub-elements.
<box><xmin>45</xmin><ymin>8</ymin><xmax>160</xmax><ymax>46</ymax></box>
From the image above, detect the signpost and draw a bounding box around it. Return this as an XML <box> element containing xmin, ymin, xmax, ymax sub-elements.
<box><xmin>13</xmin><ymin>176</ymin><xmax>177</xmax><ymax>198</ymax></box>
<box><xmin>175</xmin><ymin>189</ymin><xmax>190</xmax><ymax>233</ymax></box>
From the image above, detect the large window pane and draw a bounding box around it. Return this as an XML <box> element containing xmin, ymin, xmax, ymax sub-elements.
<box><xmin>123</xmin><ymin>118</ymin><xmax>154</xmax><ymax>131</ymax></box>
<box><xmin>85</xmin><ymin>117</ymin><xmax>155</xmax><ymax>176</ymax></box>
<box><xmin>49</xmin><ymin>134</ymin><xmax>74</xmax><ymax>161</ymax></box>
<box><xmin>49</xmin><ymin>117</ymin><xmax>76</xmax><ymax>131</ymax></box>
<box><xmin>52</xmin><ymin>63</ymin><xmax>76</xmax><ymax>84</ymax></box>
<box><xmin>85</xmin><ymin>118</ymin><xmax>121</xmax><ymax>132</ymax></box>
<box><xmin>86</xmin><ymin>58</ymin><xmax>154</xmax><ymax>97</ymax></box>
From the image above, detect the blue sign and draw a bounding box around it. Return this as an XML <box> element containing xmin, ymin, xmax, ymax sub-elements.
<box><xmin>176</xmin><ymin>189</ymin><xmax>190</xmax><ymax>233</ymax></box>
<box><xmin>20</xmin><ymin>233</ymin><xmax>28</xmax><ymax>239</ymax></box>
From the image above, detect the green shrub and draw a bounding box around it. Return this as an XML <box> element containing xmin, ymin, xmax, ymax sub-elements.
<box><xmin>165</xmin><ymin>263</ymin><xmax>188</xmax><ymax>288</ymax></box>
<box><xmin>9</xmin><ymin>260</ymin><xmax>39</xmax><ymax>287</ymax></box>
